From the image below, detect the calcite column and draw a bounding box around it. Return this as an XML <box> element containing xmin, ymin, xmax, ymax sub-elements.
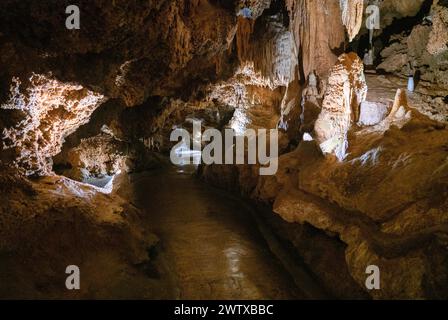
<box><xmin>286</xmin><ymin>0</ymin><xmax>346</xmax><ymax>79</ymax></box>
<box><xmin>314</xmin><ymin>52</ymin><xmax>367</xmax><ymax>160</ymax></box>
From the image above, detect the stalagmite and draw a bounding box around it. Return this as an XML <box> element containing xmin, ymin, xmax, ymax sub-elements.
<box><xmin>314</xmin><ymin>53</ymin><xmax>367</xmax><ymax>160</ymax></box>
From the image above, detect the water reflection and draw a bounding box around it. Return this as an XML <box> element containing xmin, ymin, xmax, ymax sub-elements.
<box><xmin>172</xmin><ymin>142</ymin><xmax>201</xmax><ymax>174</ymax></box>
<box><xmin>132</xmin><ymin>168</ymin><xmax>303</xmax><ymax>299</ymax></box>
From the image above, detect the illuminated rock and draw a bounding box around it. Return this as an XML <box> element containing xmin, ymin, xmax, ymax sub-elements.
<box><xmin>340</xmin><ymin>0</ymin><xmax>364</xmax><ymax>42</ymax></box>
<box><xmin>1</xmin><ymin>74</ymin><xmax>105</xmax><ymax>175</ymax></box>
<box><xmin>314</xmin><ymin>52</ymin><xmax>367</xmax><ymax>160</ymax></box>
<box><xmin>358</xmin><ymin>101</ymin><xmax>389</xmax><ymax>126</ymax></box>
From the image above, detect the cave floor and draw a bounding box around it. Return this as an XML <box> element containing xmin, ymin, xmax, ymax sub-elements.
<box><xmin>128</xmin><ymin>167</ymin><xmax>305</xmax><ymax>299</ymax></box>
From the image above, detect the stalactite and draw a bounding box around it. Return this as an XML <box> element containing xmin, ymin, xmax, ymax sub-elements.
<box><xmin>339</xmin><ymin>0</ymin><xmax>364</xmax><ymax>42</ymax></box>
<box><xmin>286</xmin><ymin>0</ymin><xmax>346</xmax><ymax>79</ymax></box>
<box><xmin>236</xmin><ymin>16</ymin><xmax>256</xmax><ymax>63</ymax></box>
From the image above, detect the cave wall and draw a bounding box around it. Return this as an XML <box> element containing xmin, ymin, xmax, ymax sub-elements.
<box><xmin>0</xmin><ymin>0</ymin><xmax>369</xmax><ymax>176</ymax></box>
<box><xmin>1</xmin><ymin>0</ymin><xmax>447</xmax><ymax>299</ymax></box>
<box><xmin>0</xmin><ymin>0</ymin><xmax>241</xmax><ymax>298</ymax></box>
<box><xmin>200</xmin><ymin>0</ymin><xmax>448</xmax><ymax>299</ymax></box>
<box><xmin>0</xmin><ymin>0</ymin><xmax>240</xmax><ymax>175</ymax></box>
<box><xmin>378</xmin><ymin>0</ymin><xmax>448</xmax><ymax>90</ymax></box>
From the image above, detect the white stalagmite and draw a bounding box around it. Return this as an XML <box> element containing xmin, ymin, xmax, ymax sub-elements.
<box><xmin>314</xmin><ymin>53</ymin><xmax>367</xmax><ymax>160</ymax></box>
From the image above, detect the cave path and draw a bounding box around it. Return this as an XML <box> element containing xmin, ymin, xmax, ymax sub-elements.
<box><xmin>130</xmin><ymin>167</ymin><xmax>305</xmax><ymax>299</ymax></box>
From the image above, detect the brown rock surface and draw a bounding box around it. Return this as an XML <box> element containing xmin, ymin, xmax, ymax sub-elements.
<box><xmin>202</xmin><ymin>51</ymin><xmax>448</xmax><ymax>299</ymax></box>
<box><xmin>286</xmin><ymin>0</ymin><xmax>346</xmax><ymax>77</ymax></box>
<box><xmin>1</xmin><ymin>0</ymin><xmax>448</xmax><ymax>300</ymax></box>
<box><xmin>0</xmin><ymin>167</ymin><xmax>171</xmax><ymax>299</ymax></box>
<box><xmin>427</xmin><ymin>0</ymin><xmax>448</xmax><ymax>55</ymax></box>
<box><xmin>378</xmin><ymin>1</ymin><xmax>448</xmax><ymax>91</ymax></box>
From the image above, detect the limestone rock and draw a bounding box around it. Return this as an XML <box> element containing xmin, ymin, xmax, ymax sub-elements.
<box><xmin>237</xmin><ymin>0</ymin><xmax>272</xmax><ymax>19</ymax></box>
<box><xmin>380</xmin><ymin>0</ymin><xmax>428</xmax><ymax>27</ymax></box>
<box><xmin>0</xmin><ymin>167</ymin><xmax>161</xmax><ymax>298</ymax></box>
<box><xmin>54</xmin><ymin>133</ymin><xmax>127</xmax><ymax>181</ymax></box>
<box><xmin>314</xmin><ymin>52</ymin><xmax>367</xmax><ymax>160</ymax></box>
<box><xmin>1</xmin><ymin>74</ymin><xmax>105</xmax><ymax>175</ymax></box>
<box><xmin>340</xmin><ymin>0</ymin><xmax>364</xmax><ymax>42</ymax></box>
<box><xmin>427</xmin><ymin>0</ymin><xmax>448</xmax><ymax>55</ymax></box>
<box><xmin>0</xmin><ymin>0</ymin><xmax>238</xmax><ymax>105</ymax></box>
<box><xmin>378</xmin><ymin>1</ymin><xmax>448</xmax><ymax>91</ymax></box>
<box><xmin>377</xmin><ymin>53</ymin><xmax>408</xmax><ymax>73</ymax></box>
<box><xmin>286</xmin><ymin>0</ymin><xmax>346</xmax><ymax>77</ymax></box>
<box><xmin>358</xmin><ymin>101</ymin><xmax>389</xmax><ymax>126</ymax></box>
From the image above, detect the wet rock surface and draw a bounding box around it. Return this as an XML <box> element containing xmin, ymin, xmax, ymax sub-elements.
<box><xmin>130</xmin><ymin>168</ymin><xmax>306</xmax><ymax>299</ymax></box>
<box><xmin>203</xmin><ymin>70</ymin><xmax>448</xmax><ymax>299</ymax></box>
<box><xmin>1</xmin><ymin>0</ymin><xmax>448</xmax><ymax>300</ymax></box>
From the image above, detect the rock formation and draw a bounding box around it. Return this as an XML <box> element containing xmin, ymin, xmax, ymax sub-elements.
<box><xmin>286</xmin><ymin>0</ymin><xmax>346</xmax><ymax>77</ymax></box>
<box><xmin>378</xmin><ymin>1</ymin><xmax>448</xmax><ymax>89</ymax></box>
<box><xmin>0</xmin><ymin>165</ymin><xmax>165</xmax><ymax>298</ymax></box>
<box><xmin>427</xmin><ymin>0</ymin><xmax>448</xmax><ymax>55</ymax></box>
<box><xmin>1</xmin><ymin>0</ymin><xmax>448</xmax><ymax>300</ymax></box>
<box><xmin>340</xmin><ymin>0</ymin><xmax>364</xmax><ymax>41</ymax></box>
<box><xmin>1</xmin><ymin>74</ymin><xmax>105</xmax><ymax>175</ymax></box>
<box><xmin>314</xmin><ymin>52</ymin><xmax>367</xmax><ymax>160</ymax></box>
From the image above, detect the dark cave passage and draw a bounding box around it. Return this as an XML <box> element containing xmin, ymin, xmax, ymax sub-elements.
<box><xmin>127</xmin><ymin>166</ymin><xmax>312</xmax><ymax>299</ymax></box>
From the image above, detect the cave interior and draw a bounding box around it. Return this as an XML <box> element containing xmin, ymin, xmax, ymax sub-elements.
<box><xmin>1</xmin><ymin>0</ymin><xmax>448</xmax><ymax>300</ymax></box>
